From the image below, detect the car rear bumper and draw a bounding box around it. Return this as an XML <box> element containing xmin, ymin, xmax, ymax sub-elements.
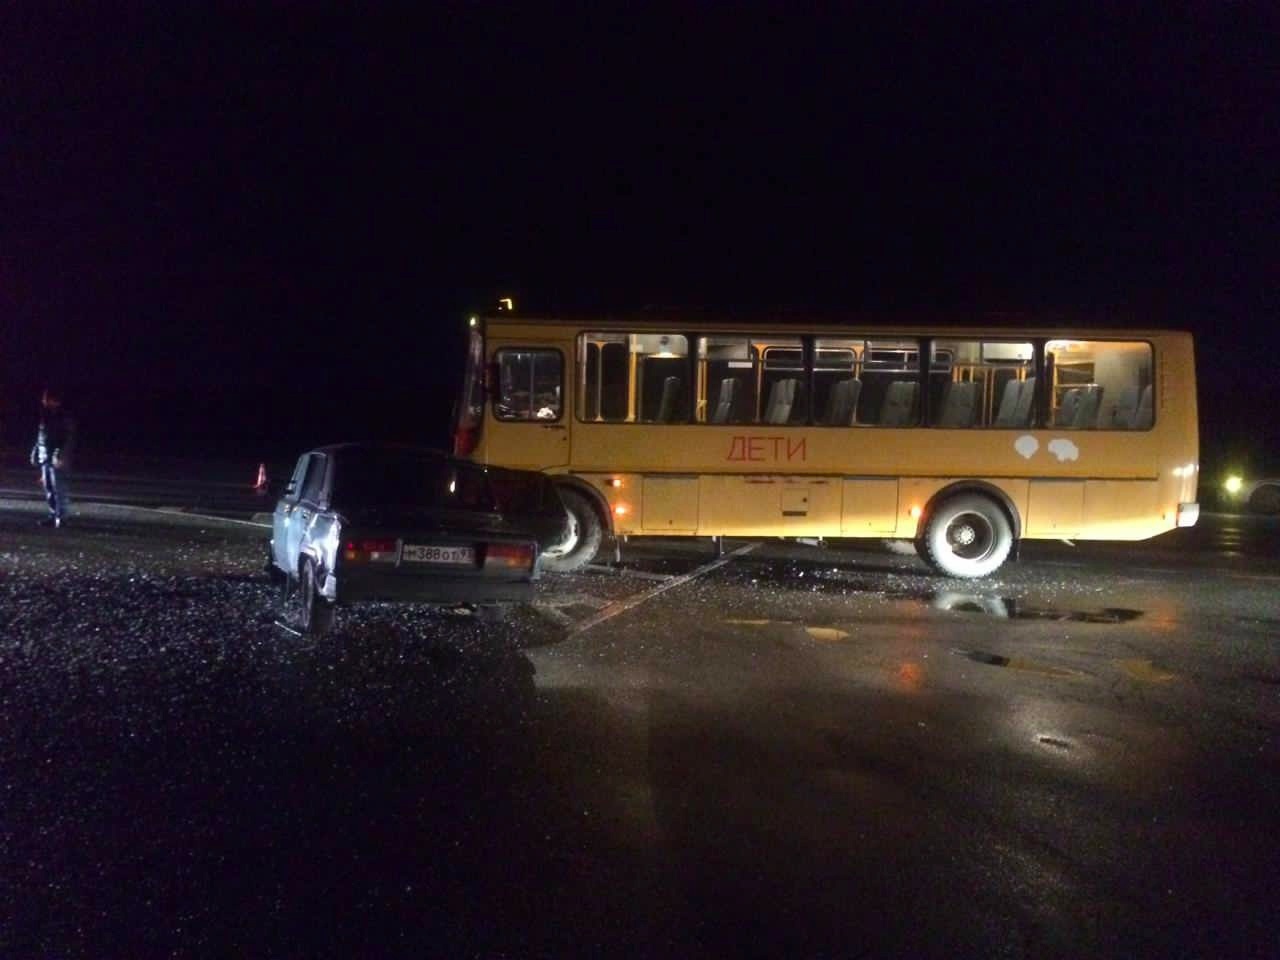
<box><xmin>335</xmin><ymin>568</ymin><xmax>533</xmax><ymax>606</ymax></box>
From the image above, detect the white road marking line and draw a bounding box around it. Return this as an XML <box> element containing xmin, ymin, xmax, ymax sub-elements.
<box><xmin>531</xmin><ymin>603</ymin><xmax>575</xmax><ymax>627</ymax></box>
<box><xmin>569</xmin><ymin>542</ymin><xmax>759</xmax><ymax>637</ymax></box>
<box><xmin>94</xmin><ymin>502</ymin><xmax>270</xmax><ymax>528</ymax></box>
<box><xmin>584</xmin><ymin>564</ymin><xmax>675</xmax><ymax>582</ymax></box>
<box><xmin>273</xmin><ymin>620</ymin><xmax>303</xmax><ymax>636</ymax></box>
<box><xmin>537</xmin><ymin>592</ymin><xmax>613</xmax><ymax>610</ymax></box>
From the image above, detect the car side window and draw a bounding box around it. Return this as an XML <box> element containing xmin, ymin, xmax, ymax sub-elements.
<box><xmin>285</xmin><ymin>455</ymin><xmax>310</xmax><ymax>500</ymax></box>
<box><xmin>299</xmin><ymin>454</ymin><xmax>327</xmax><ymax>504</ymax></box>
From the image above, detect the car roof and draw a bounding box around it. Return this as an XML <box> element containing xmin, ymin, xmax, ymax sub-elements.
<box><xmin>305</xmin><ymin>442</ymin><xmax>452</xmax><ymax>459</ymax></box>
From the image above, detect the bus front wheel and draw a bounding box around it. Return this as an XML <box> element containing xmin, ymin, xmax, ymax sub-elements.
<box><xmin>920</xmin><ymin>494</ymin><xmax>1013</xmax><ymax>579</ymax></box>
<box><xmin>541</xmin><ymin>488</ymin><xmax>603</xmax><ymax>573</ymax></box>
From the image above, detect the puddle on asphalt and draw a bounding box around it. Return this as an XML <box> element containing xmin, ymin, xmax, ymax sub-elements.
<box><xmin>724</xmin><ymin>597</ymin><xmax>1144</xmax><ymax>640</ymax></box>
<box><xmin>724</xmin><ymin>620</ymin><xmax>850</xmax><ymax>643</ymax></box>
<box><xmin>932</xmin><ymin>593</ymin><xmax>1145</xmax><ymax>624</ymax></box>
<box><xmin>951</xmin><ymin>648</ymin><xmax>1085</xmax><ymax>679</ymax></box>
<box><xmin>737</xmin><ymin>561</ymin><xmax>1146</xmax><ymax>625</ymax></box>
<box><xmin>1117</xmin><ymin>658</ymin><xmax>1177</xmax><ymax>683</ymax></box>
<box><xmin>802</xmin><ymin>626</ymin><xmax>850</xmax><ymax>642</ymax></box>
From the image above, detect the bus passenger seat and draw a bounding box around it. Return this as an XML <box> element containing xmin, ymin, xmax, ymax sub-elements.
<box><xmin>824</xmin><ymin>378</ymin><xmax>862</xmax><ymax>425</ymax></box>
<box><xmin>710</xmin><ymin>378</ymin><xmax>740</xmax><ymax>424</ymax></box>
<box><xmin>1072</xmin><ymin>384</ymin><xmax>1104</xmax><ymax>429</ymax></box>
<box><xmin>937</xmin><ymin>380</ymin><xmax>978</xmax><ymax>427</ymax></box>
<box><xmin>1130</xmin><ymin>385</ymin><xmax>1153</xmax><ymax>429</ymax></box>
<box><xmin>994</xmin><ymin>379</ymin><xmax>1024</xmax><ymax>427</ymax></box>
<box><xmin>1013</xmin><ymin>376</ymin><xmax>1036</xmax><ymax>426</ymax></box>
<box><xmin>1055</xmin><ymin>388</ymin><xmax>1082</xmax><ymax>427</ymax></box>
<box><xmin>880</xmin><ymin>380</ymin><xmax>918</xmax><ymax>426</ymax></box>
<box><xmin>1097</xmin><ymin>384</ymin><xmax>1139</xmax><ymax>429</ymax></box>
<box><xmin>655</xmin><ymin>376</ymin><xmax>683</xmax><ymax>423</ymax></box>
<box><xmin>764</xmin><ymin>378</ymin><xmax>798</xmax><ymax>424</ymax></box>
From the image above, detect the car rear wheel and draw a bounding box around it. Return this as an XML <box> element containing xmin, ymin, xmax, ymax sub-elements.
<box><xmin>540</xmin><ymin>488</ymin><xmax>603</xmax><ymax>573</ymax></box>
<box><xmin>299</xmin><ymin>557</ymin><xmax>336</xmax><ymax>635</ymax></box>
<box><xmin>920</xmin><ymin>493</ymin><xmax>1014</xmax><ymax>579</ymax></box>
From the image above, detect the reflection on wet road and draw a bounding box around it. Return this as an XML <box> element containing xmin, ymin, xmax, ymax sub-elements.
<box><xmin>2</xmin><ymin>501</ymin><xmax>1279</xmax><ymax>959</ymax></box>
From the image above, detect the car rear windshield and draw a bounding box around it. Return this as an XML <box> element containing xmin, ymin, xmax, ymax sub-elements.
<box><xmin>334</xmin><ymin>451</ymin><xmax>497</xmax><ymax>511</ymax></box>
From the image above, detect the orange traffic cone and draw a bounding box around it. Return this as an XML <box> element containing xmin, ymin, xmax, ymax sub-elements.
<box><xmin>254</xmin><ymin>462</ymin><xmax>268</xmax><ymax>495</ymax></box>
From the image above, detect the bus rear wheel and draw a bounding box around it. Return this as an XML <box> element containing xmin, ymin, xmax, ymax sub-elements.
<box><xmin>920</xmin><ymin>493</ymin><xmax>1013</xmax><ymax>579</ymax></box>
<box><xmin>541</xmin><ymin>488</ymin><xmax>603</xmax><ymax>573</ymax></box>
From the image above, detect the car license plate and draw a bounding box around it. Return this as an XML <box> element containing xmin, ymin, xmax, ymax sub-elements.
<box><xmin>401</xmin><ymin>544</ymin><xmax>475</xmax><ymax>565</ymax></box>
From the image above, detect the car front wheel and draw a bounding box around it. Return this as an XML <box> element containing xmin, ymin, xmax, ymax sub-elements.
<box><xmin>920</xmin><ymin>494</ymin><xmax>1014</xmax><ymax>579</ymax></box>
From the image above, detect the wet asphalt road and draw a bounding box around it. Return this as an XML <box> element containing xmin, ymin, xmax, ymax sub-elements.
<box><xmin>2</xmin><ymin>499</ymin><xmax>1278</xmax><ymax>958</ymax></box>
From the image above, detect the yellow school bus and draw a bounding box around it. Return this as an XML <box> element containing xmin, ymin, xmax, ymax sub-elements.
<box><xmin>453</xmin><ymin>314</ymin><xmax>1199</xmax><ymax>578</ymax></box>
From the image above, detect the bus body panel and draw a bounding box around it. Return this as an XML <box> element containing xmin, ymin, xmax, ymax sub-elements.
<box><xmin>466</xmin><ymin>320</ymin><xmax>1198</xmax><ymax>545</ymax></box>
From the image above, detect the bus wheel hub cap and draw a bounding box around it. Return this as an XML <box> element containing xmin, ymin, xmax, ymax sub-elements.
<box><xmin>953</xmin><ymin>524</ymin><xmax>976</xmax><ymax>547</ymax></box>
<box><xmin>547</xmin><ymin>512</ymin><xmax>580</xmax><ymax>556</ymax></box>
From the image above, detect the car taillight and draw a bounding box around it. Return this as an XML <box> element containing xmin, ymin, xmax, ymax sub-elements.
<box><xmin>453</xmin><ymin>425</ymin><xmax>478</xmax><ymax>457</ymax></box>
<box><xmin>343</xmin><ymin>539</ymin><xmax>399</xmax><ymax>563</ymax></box>
<box><xmin>484</xmin><ymin>542</ymin><xmax>535</xmax><ymax>570</ymax></box>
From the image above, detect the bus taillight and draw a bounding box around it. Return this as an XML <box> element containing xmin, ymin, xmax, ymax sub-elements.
<box><xmin>452</xmin><ymin>324</ymin><xmax>485</xmax><ymax>458</ymax></box>
<box><xmin>453</xmin><ymin>425</ymin><xmax>478</xmax><ymax>457</ymax></box>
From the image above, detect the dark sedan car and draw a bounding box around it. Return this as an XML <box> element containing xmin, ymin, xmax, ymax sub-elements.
<box><xmin>269</xmin><ymin>444</ymin><xmax>566</xmax><ymax>633</ymax></box>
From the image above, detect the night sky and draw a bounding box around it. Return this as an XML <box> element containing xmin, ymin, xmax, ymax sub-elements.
<box><xmin>3</xmin><ymin>4</ymin><xmax>1276</xmax><ymax>474</ymax></box>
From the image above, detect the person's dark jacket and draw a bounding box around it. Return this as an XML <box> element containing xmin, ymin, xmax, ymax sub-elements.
<box><xmin>30</xmin><ymin>409</ymin><xmax>76</xmax><ymax>468</ymax></box>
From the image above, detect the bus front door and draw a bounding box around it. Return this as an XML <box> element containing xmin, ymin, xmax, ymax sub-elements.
<box><xmin>484</xmin><ymin>344</ymin><xmax>570</xmax><ymax>470</ymax></box>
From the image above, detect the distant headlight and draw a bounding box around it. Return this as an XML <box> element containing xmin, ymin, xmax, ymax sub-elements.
<box><xmin>1223</xmin><ymin>475</ymin><xmax>1244</xmax><ymax>496</ymax></box>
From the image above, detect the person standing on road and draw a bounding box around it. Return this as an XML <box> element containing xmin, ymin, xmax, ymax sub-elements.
<box><xmin>30</xmin><ymin>387</ymin><xmax>75</xmax><ymax>528</ymax></box>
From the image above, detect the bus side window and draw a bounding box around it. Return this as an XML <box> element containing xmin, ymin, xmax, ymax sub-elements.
<box><xmin>760</xmin><ymin>342</ymin><xmax>805</xmax><ymax>424</ymax></box>
<box><xmin>1044</xmin><ymin>340</ymin><xmax>1152</xmax><ymax>430</ymax></box>
<box><xmin>930</xmin><ymin>340</ymin><xmax>1033</xmax><ymax>428</ymax></box>
<box><xmin>579</xmin><ymin>333</ymin><xmax>688</xmax><ymax>423</ymax></box>
<box><xmin>861</xmin><ymin>340</ymin><xmax>921</xmax><ymax>426</ymax></box>
<box><xmin>494</xmin><ymin>348</ymin><xmax>563</xmax><ymax>421</ymax></box>
<box><xmin>813</xmin><ymin>340</ymin><xmax>862</xmax><ymax>425</ymax></box>
<box><xmin>697</xmin><ymin>336</ymin><xmax>757</xmax><ymax>424</ymax></box>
